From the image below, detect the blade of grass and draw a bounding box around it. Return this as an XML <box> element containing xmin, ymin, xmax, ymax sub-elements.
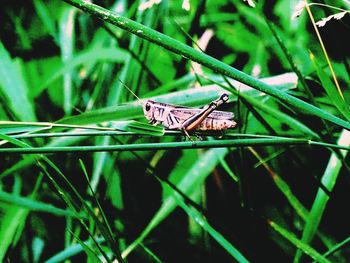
<box><xmin>0</xmin><ymin>190</ymin><xmax>78</xmax><ymax>218</ymax></box>
<box><xmin>269</xmin><ymin>220</ymin><xmax>331</xmax><ymax>263</ymax></box>
<box><xmin>44</xmin><ymin>237</ymin><xmax>105</xmax><ymax>263</ymax></box>
<box><xmin>0</xmin><ymin>174</ymin><xmax>43</xmax><ymax>261</ymax></box>
<box><xmin>319</xmin><ymin>236</ymin><xmax>350</xmax><ymax>261</ymax></box>
<box><xmin>2</xmin><ymin>136</ymin><xmax>350</xmax><ymax>154</ymax></box>
<box><xmin>249</xmin><ymin>147</ymin><xmax>335</xmax><ymax>249</ymax></box>
<box><xmin>167</xmin><ymin>182</ymin><xmax>249</xmax><ymax>262</ymax></box>
<box><xmin>40</xmin><ymin>47</ymin><xmax>128</xmax><ymax>92</ymax></box>
<box><xmin>40</xmin><ymin>158</ymin><xmax>112</xmax><ymax>262</ymax></box>
<box><xmin>0</xmin><ymin>133</ymin><xmax>120</xmax><ymax>261</ymax></box>
<box><xmin>59</xmin><ymin>7</ymin><xmax>76</xmax><ymax>115</ymax></box>
<box><xmin>0</xmin><ymin>136</ymin><xmax>85</xmax><ymax>178</ymax></box>
<box><xmin>79</xmin><ymin>159</ymin><xmax>124</xmax><ymax>263</ymax></box>
<box><xmin>68</xmin><ymin>230</ymin><xmax>102</xmax><ymax>263</ymax></box>
<box><xmin>219</xmin><ymin>157</ymin><xmax>239</xmax><ymax>182</ymax></box>
<box><xmin>304</xmin><ymin>2</ymin><xmax>343</xmax><ymax>98</ymax></box>
<box><xmin>122</xmin><ymin>148</ymin><xmax>228</xmax><ymax>258</ymax></box>
<box><xmin>0</xmin><ymin>178</ymin><xmax>29</xmax><ymax>261</ymax></box>
<box><xmin>294</xmin><ymin>129</ymin><xmax>350</xmax><ymax>262</ymax></box>
<box><xmin>311</xmin><ymin>52</ymin><xmax>350</xmax><ymax>122</ymax></box>
<box><xmin>61</xmin><ymin>0</ymin><xmax>350</xmax><ymax>131</ymax></box>
<box><xmin>0</xmin><ymin>41</ymin><xmax>36</xmax><ymax>121</ymax></box>
<box><xmin>33</xmin><ymin>0</ymin><xmax>58</xmax><ymax>44</ymax></box>
<box><xmin>0</xmin><ymin>123</ymin><xmax>51</xmax><ymax>135</ymax></box>
<box><xmin>0</xmin><ymin>120</ymin><xmax>163</xmax><ymax>136</ymax></box>
<box><xmin>139</xmin><ymin>244</ymin><xmax>163</xmax><ymax>263</ymax></box>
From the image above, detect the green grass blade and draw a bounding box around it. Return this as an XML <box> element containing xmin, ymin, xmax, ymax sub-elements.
<box><xmin>168</xmin><ymin>184</ymin><xmax>249</xmax><ymax>262</ymax></box>
<box><xmin>219</xmin><ymin>158</ymin><xmax>239</xmax><ymax>182</ymax></box>
<box><xmin>0</xmin><ymin>175</ymin><xmax>43</xmax><ymax>261</ymax></box>
<box><xmin>61</xmin><ymin>0</ymin><xmax>350</xmax><ymax>131</ymax></box>
<box><xmin>0</xmin><ymin>133</ymin><xmax>116</xmax><ymax>260</ymax></box>
<box><xmin>269</xmin><ymin>220</ymin><xmax>331</xmax><ymax>263</ymax></box>
<box><xmin>79</xmin><ymin>159</ymin><xmax>124</xmax><ymax>263</ymax></box>
<box><xmin>44</xmin><ymin>237</ymin><xmax>105</xmax><ymax>263</ymax></box>
<box><xmin>320</xmin><ymin>236</ymin><xmax>350</xmax><ymax>260</ymax></box>
<box><xmin>40</xmin><ymin>47</ymin><xmax>129</xmax><ymax>92</ymax></box>
<box><xmin>33</xmin><ymin>0</ymin><xmax>58</xmax><ymax>43</ymax></box>
<box><xmin>2</xmin><ymin>136</ymin><xmax>350</xmax><ymax>154</ymax></box>
<box><xmin>0</xmin><ymin>136</ymin><xmax>84</xmax><ymax>179</ymax></box>
<box><xmin>311</xmin><ymin>53</ymin><xmax>350</xmax><ymax>122</ymax></box>
<box><xmin>68</xmin><ymin>231</ymin><xmax>102</xmax><ymax>263</ymax></box>
<box><xmin>0</xmin><ymin>201</ymin><xmax>29</xmax><ymax>261</ymax></box>
<box><xmin>294</xmin><ymin>129</ymin><xmax>350</xmax><ymax>262</ymax></box>
<box><xmin>0</xmin><ymin>190</ymin><xmax>78</xmax><ymax>217</ymax></box>
<box><xmin>0</xmin><ymin>41</ymin><xmax>36</xmax><ymax>121</ymax></box>
<box><xmin>0</xmin><ymin>122</ymin><xmax>50</xmax><ymax>135</ymax></box>
<box><xmin>122</xmin><ymin>148</ymin><xmax>228</xmax><ymax>258</ymax></box>
<box><xmin>109</xmin><ymin>120</ymin><xmax>164</xmax><ymax>135</ymax></box>
<box><xmin>59</xmin><ymin>7</ymin><xmax>76</xmax><ymax>115</ymax></box>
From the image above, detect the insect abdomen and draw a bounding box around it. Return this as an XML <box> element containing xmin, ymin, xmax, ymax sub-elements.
<box><xmin>196</xmin><ymin>118</ymin><xmax>236</xmax><ymax>131</ymax></box>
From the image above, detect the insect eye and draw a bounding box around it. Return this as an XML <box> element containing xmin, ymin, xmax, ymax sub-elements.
<box><xmin>145</xmin><ymin>103</ymin><xmax>151</xmax><ymax>111</ymax></box>
<box><xmin>221</xmin><ymin>94</ymin><xmax>229</xmax><ymax>101</ymax></box>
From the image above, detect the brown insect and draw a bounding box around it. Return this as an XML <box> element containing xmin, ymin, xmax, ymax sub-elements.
<box><xmin>143</xmin><ymin>93</ymin><xmax>237</xmax><ymax>139</ymax></box>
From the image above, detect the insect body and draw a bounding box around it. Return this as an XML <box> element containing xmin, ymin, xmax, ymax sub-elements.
<box><xmin>143</xmin><ymin>94</ymin><xmax>236</xmax><ymax>139</ymax></box>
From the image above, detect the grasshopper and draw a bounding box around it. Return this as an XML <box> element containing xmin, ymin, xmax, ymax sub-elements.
<box><xmin>143</xmin><ymin>93</ymin><xmax>237</xmax><ymax>139</ymax></box>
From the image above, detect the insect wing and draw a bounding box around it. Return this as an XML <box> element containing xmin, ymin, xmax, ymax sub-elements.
<box><xmin>207</xmin><ymin>110</ymin><xmax>234</xmax><ymax>120</ymax></box>
<box><xmin>170</xmin><ymin>107</ymin><xmax>234</xmax><ymax>121</ymax></box>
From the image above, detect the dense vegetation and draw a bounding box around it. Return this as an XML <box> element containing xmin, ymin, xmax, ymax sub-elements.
<box><xmin>1</xmin><ymin>0</ymin><xmax>350</xmax><ymax>262</ymax></box>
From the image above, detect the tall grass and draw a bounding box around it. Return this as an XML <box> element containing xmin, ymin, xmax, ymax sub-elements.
<box><xmin>0</xmin><ymin>1</ymin><xmax>349</xmax><ymax>262</ymax></box>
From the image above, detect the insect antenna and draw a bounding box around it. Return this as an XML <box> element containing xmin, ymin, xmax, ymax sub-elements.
<box><xmin>117</xmin><ymin>77</ymin><xmax>143</xmax><ymax>106</ymax></box>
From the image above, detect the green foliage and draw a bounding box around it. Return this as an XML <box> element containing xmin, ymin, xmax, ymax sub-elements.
<box><xmin>0</xmin><ymin>0</ymin><xmax>350</xmax><ymax>262</ymax></box>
